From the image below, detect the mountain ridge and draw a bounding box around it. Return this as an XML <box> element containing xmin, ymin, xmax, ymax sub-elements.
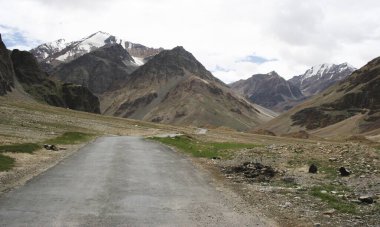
<box><xmin>30</xmin><ymin>31</ymin><xmax>163</xmax><ymax>70</ymax></box>
<box><xmin>101</xmin><ymin>46</ymin><xmax>274</xmax><ymax>130</ymax></box>
<box><xmin>230</xmin><ymin>71</ymin><xmax>304</xmax><ymax>112</ymax></box>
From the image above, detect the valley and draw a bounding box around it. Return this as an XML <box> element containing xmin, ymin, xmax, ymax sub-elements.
<box><xmin>0</xmin><ymin>27</ymin><xmax>380</xmax><ymax>226</ymax></box>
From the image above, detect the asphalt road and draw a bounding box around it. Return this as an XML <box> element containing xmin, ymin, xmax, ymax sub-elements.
<box><xmin>0</xmin><ymin>136</ymin><xmax>270</xmax><ymax>226</ymax></box>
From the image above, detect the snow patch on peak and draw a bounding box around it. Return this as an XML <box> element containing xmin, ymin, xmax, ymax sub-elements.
<box><xmin>132</xmin><ymin>56</ymin><xmax>145</xmax><ymax>66</ymax></box>
<box><xmin>304</xmin><ymin>63</ymin><xmax>333</xmax><ymax>79</ymax></box>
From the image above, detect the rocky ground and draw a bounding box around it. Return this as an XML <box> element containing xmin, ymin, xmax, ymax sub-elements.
<box><xmin>198</xmin><ymin>140</ymin><xmax>380</xmax><ymax>226</ymax></box>
<box><xmin>1</xmin><ymin>97</ymin><xmax>379</xmax><ymax>226</ymax></box>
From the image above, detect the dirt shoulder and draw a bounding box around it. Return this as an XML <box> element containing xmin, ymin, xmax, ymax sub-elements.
<box><xmin>0</xmin><ymin>142</ymin><xmax>91</xmax><ymax>194</ymax></box>
<box><xmin>182</xmin><ymin>134</ymin><xmax>380</xmax><ymax>227</ymax></box>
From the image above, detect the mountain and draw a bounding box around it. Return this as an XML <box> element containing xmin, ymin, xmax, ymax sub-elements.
<box><xmin>101</xmin><ymin>46</ymin><xmax>275</xmax><ymax>130</ymax></box>
<box><xmin>289</xmin><ymin>63</ymin><xmax>356</xmax><ymax>97</ymax></box>
<box><xmin>30</xmin><ymin>31</ymin><xmax>163</xmax><ymax>70</ymax></box>
<box><xmin>11</xmin><ymin>49</ymin><xmax>100</xmax><ymax>113</ymax></box>
<box><xmin>230</xmin><ymin>71</ymin><xmax>304</xmax><ymax>112</ymax></box>
<box><xmin>261</xmin><ymin>57</ymin><xmax>380</xmax><ymax>137</ymax></box>
<box><xmin>0</xmin><ymin>34</ymin><xmax>14</xmax><ymax>95</ymax></box>
<box><xmin>52</xmin><ymin>44</ymin><xmax>138</xmax><ymax>94</ymax></box>
<box><xmin>0</xmin><ymin>34</ymin><xmax>100</xmax><ymax>113</ymax></box>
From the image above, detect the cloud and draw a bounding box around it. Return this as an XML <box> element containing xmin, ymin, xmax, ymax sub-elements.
<box><xmin>211</xmin><ymin>65</ymin><xmax>231</xmax><ymax>73</ymax></box>
<box><xmin>1</xmin><ymin>0</ymin><xmax>380</xmax><ymax>82</ymax></box>
<box><xmin>238</xmin><ymin>55</ymin><xmax>278</xmax><ymax>64</ymax></box>
<box><xmin>0</xmin><ymin>25</ymin><xmax>41</xmax><ymax>50</ymax></box>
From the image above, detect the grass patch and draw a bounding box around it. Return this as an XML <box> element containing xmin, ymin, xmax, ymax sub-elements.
<box><xmin>0</xmin><ymin>143</ymin><xmax>40</xmax><ymax>154</ymax></box>
<box><xmin>310</xmin><ymin>185</ymin><xmax>357</xmax><ymax>214</ymax></box>
<box><xmin>307</xmin><ymin>159</ymin><xmax>337</xmax><ymax>179</ymax></box>
<box><xmin>0</xmin><ymin>154</ymin><xmax>15</xmax><ymax>171</ymax></box>
<box><xmin>44</xmin><ymin>132</ymin><xmax>95</xmax><ymax>145</ymax></box>
<box><xmin>150</xmin><ymin>135</ymin><xmax>258</xmax><ymax>159</ymax></box>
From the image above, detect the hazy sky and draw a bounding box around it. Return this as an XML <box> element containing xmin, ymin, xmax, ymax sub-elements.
<box><xmin>1</xmin><ymin>0</ymin><xmax>380</xmax><ymax>82</ymax></box>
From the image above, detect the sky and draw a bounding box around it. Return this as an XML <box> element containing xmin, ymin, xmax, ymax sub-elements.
<box><xmin>1</xmin><ymin>0</ymin><xmax>380</xmax><ymax>83</ymax></box>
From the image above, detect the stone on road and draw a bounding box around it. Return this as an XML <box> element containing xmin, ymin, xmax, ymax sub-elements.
<box><xmin>0</xmin><ymin>136</ymin><xmax>271</xmax><ymax>226</ymax></box>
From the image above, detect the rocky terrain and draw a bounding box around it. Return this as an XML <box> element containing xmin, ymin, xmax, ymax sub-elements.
<box><xmin>176</xmin><ymin>130</ymin><xmax>380</xmax><ymax>227</ymax></box>
<box><xmin>11</xmin><ymin>49</ymin><xmax>100</xmax><ymax>113</ymax></box>
<box><xmin>230</xmin><ymin>71</ymin><xmax>304</xmax><ymax>112</ymax></box>
<box><xmin>0</xmin><ymin>34</ymin><xmax>100</xmax><ymax>114</ymax></box>
<box><xmin>0</xmin><ymin>34</ymin><xmax>14</xmax><ymax>95</ymax></box>
<box><xmin>102</xmin><ymin>46</ymin><xmax>275</xmax><ymax>130</ymax></box>
<box><xmin>289</xmin><ymin>63</ymin><xmax>356</xmax><ymax>97</ymax></box>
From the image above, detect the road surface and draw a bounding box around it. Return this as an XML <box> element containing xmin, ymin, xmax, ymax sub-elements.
<box><xmin>0</xmin><ymin>136</ymin><xmax>271</xmax><ymax>226</ymax></box>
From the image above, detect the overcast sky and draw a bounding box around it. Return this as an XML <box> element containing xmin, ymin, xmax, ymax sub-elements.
<box><xmin>1</xmin><ymin>0</ymin><xmax>380</xmax><ymax>82</ymax></box>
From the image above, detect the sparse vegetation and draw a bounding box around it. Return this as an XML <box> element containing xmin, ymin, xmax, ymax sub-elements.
<box><xmin>0</xmin><ymin>154</ymin><xmax>15</xmax><ymax>171</ymax></box>
<box><xmin>44</xmin><ymin>132</ymin><xmax>95</xmax><ymax>145</ymax></box>
<box><xmin>0</xmin><ymin>143</ymin><xmax>40</xmax><ymax>154</ymax></box>
<box><xmin>310</xmin><ymin>185</ymin><xmax>357</xmax><ymax>214</ymax></box>
<box><xmin>150</xmin><ymin>135</ymin><xmax>259</xmax><ymax>159</ymax></box>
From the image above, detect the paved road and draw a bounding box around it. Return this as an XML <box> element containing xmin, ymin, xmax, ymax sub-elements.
<box><xmin>0</xmin><ymin>136</ymin><xmax>270</xmax><ymax>226</ymax></box>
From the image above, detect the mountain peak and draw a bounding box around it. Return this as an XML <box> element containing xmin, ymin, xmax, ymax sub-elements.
<box><xmin>288</xmin><ymin>62</ymin><xmax>356</xmax><ymax>97</ymax></box>
<box><xmin>30</xmin><ymin>32</ymin><xmax>163</xmax><ymax>65</ymax></box>
<box><xmin>267</xmin><ymin>71</ymin><xmax>280</xmax><ymax>77</ymax></box>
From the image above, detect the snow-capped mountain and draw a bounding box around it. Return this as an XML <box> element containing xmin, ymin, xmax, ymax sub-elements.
<box><xmin>30</xmin><ymin>31</ymin><xmax>163</xmax><ymax>67</ymax></box>
<box><xmin>288</xmin><ymin>63</ymin><xmax>356</xmax><ymax>97</ymax></box>
<box><xmin>30</xmin><ymin>39</ymin><xmax>70</xmax><ymax>62</ymax></box>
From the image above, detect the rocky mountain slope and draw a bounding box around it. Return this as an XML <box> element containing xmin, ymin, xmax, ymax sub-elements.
<box><xmin>0</xmin><ymin>34</ymin><xmax>100</xmax><ymax>113</ymax></box>
<box><xmin>0</xmin><ymin>34</ymin><xmax>14</xmax><ymax>95</ymax></box>
<box><xmin>289</xmin><ymin>63</ymin><xmax>356</xmax><ymax>97</ymax></box>
<box><xmin>11</xmin><ymin>49</ymin><xmax>100</xmax><ymax>113</ymax></box>
<box><xmin>261</xmin><ymin>57</ymin><xmax>380</xmax><ymax>136</ymax></box>
<box><xmin>30</xmin><ymin>31</ymin><xmax>163</xmax><ymax>71</ymax></box>
<box><xmin>230</xmin><ymin>71</ymin><xmax>304</xmax><ymax>112</ymax></box>
<box><xmin>102</xmin><ymin>46</ymin><xmax>275</xmax><ymax>130</ymax></box>
<box><xmin>52</xmin><ymin>44</ymin><xmax>138</xmax><ymax>94</ymax></box>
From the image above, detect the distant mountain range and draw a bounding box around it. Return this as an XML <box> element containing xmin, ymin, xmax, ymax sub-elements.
<box><xmin>230</xmin><ymin>63</ymin><xmax>356</xmax><ymax>112</ymax></box>
<box><xmin>261</xmin><ymin>57</ymin><xmax>380</xmax><ymax>136</ymax></box>
<box><xmin>101</xmin><ymin>46</ymin><xmax>275</xmax><ymax>130</ymax></box>
<box><xmin>2</xmin><ymin>30</ymin><xmax>378</xmax><ymax>136</ymax></box>
<box><xmin>1</xmin><ymin>32</ymin><xmax>276</xmax><ymax>130</ymax></box>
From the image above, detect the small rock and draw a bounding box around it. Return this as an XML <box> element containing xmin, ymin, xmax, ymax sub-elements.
<box><xmin>309</xmin><ymin>164</ymin><xmax>318</xmax><ymax>174</ymax></box>
<box><xmin>339</xmin><ymin>167</ymin><xmax>351</xmax><ymax>176</ymax></box>
<box><xmin>283</xmin><ymin>202</ymin><xmax>292</xmax><ymax>208</ymax></box>
<box><xmin>323</xmin><ymin>209</ymin><xmax>336</xmax><ymax>215</ymax></box>
<box><xmin>314</xmin><ymin>223</ymin><xmax>321</xmax><ymax>227</ymax></box>
<box><xmin>43</xmin><ymin>144</ymin><xmax>58</xmax><ymax>151</ymax></box>
<box><xmin>211</xmin><ymin>156</ymin><xmax>221</xmax><ymax>160</ymax></box>
<box><xmin>329</xmin><ymin>157</ymin><xmax>337</xmax><ymax>162</ymax></box>
<box><xmin>359</xmin><ymin>175</ymin><xmax>366</xmax><ymax>178</ymax></box>
<box><xmin>321</xmin><ymin>190</ymin><xmax>328</xmax><ymax>194</ymax></box>
<box><xmin>358</xmin><ymin>196</ymin><xmax>374</xmax><ymax>204</ymax></box>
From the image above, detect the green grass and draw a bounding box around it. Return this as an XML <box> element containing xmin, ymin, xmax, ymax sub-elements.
<box><xmin>0</xmin><ymin>143</ymin><xmax>40</xmax><ymax>154</ymax></box>
<box><xmin>44</xmin><ymin>132</ymin><xmax>95</xmax><ymax>145</ymax></box>
<box><xmin>150</xmin><ymin>135</ymin><xmax>259</xmax><ymax>159</ymax></box>
<box><xmin>310</xmin><ymin>185</ymin><xmax>357</xmax><ymax>214</ymax></box>
<box><xmin>307</xmin><ymin>159</ymin><xmax>337</xmax><ymax>179</ymax></box>
<box><xmin>0</xmin><ymin>154</ymin><xmax>15</xmax><ymax>171</ymax></box>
